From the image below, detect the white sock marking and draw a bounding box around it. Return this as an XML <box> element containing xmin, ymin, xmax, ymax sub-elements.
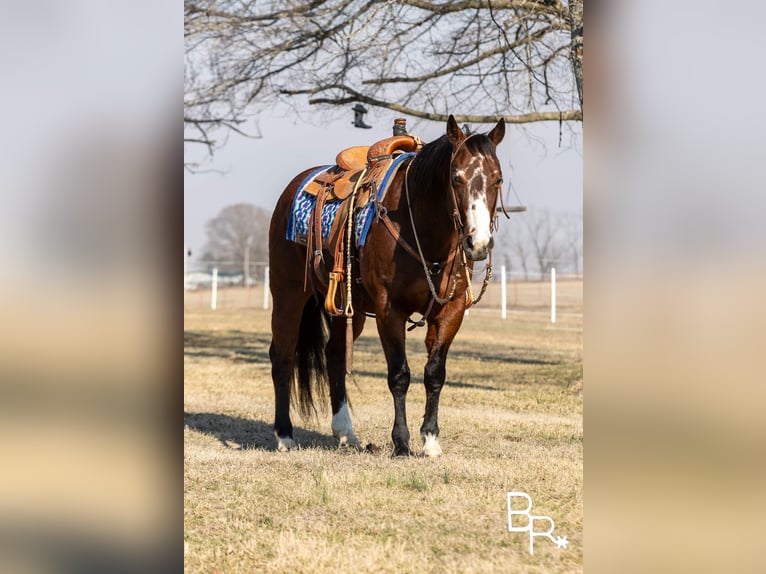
<box><xmin>332</xmin><ymin>401</ymin><xmax>359</xmax><ymax>447</ymax></box>
<box><xmin>274</xmin><ymin>431</ymin><xmax>298</xmax><ymax>452</ymax></box>
<box><xmin>421</xmin><ymin>433</ymin><xmax>443</xmax><ymax>457</ymax></box>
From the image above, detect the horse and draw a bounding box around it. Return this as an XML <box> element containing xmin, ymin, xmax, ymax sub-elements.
<box><xmin>268</xmin><ymin>115</ymin><xmax>505</xmax><ymax>456</ymax></box>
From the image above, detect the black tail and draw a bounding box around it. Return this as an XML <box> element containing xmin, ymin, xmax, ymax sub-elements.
<box><xmin>294</xmin><ymin>297</ymin><xmax>329</xmax><ymax>418</ymax></box>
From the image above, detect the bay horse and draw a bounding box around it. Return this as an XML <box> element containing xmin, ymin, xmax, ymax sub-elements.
<box><xmin>268</xmin><ymin>115</ymin><xmax>505</xmax><ymax>456</ymax></box>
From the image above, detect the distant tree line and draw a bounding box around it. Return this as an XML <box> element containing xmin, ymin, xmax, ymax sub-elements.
<box><xmin>494</xmin><ymin>207</ymin><xmax>582</xmax><ymax>278</ymax></box>
<box><xmin>196</xmin><ymin>203</ymin><xmax>581</xmax><ymax>282</ymax></box>
<box><xmin>198</xmin><ymin>203</ymin><xmax>271</xmax><ymax>281</ymax></box>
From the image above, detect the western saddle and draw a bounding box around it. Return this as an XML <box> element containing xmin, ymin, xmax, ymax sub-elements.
<box><xmin>301</xmin><ymin>135</ymin><xmax>420</xmax><ymax>200</ymax></box>
<box><xmin>301</xmin><ymin>134</ymin><xmax>423</xmax><ymax>316</ymax></box>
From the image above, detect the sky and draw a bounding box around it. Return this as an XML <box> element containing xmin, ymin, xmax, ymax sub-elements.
<box><xmin>184</xmin><ymin>109</ymin><xmax>582</xmax><ymax>262</ymax></box>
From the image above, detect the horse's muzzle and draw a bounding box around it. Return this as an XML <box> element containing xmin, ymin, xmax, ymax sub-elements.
<box><xmin>462</xmin><ymin>235</ymin><xmax>494</xmax><ymax>261</ymax></box>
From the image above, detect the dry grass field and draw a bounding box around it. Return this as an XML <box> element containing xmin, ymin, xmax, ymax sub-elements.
<box><xmin>184</xmin><ymin>280</ymin><xmax>582</xmax><ymax>573</ymax></box>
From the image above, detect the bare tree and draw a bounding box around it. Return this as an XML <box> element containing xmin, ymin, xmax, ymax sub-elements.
<box><xmin>185</xmin><ymin>0</ymin><xmax>583</xmax><ymax>153</ymax></box>
<box><xmin>567</xmin><ymin>0</ymin><xmax>583</xmax><ymax>108</ymax></box>
<box><xmin>496</xmin><ymin>217</ymin><xmax>532</xmax><ymax>279</ymax></box>
<box><xmin>525</xmin><ymin>207</ymin><xmax>565</xmax><ymax>278</ymax></box>
<box><xmin>561</xmin><ymin>208</ymin><xmax>583</xmax><ymax>275</ymax></box>
<box><xmin>200</xmin><ymin>204</ymin><xmax>271</xmax><ymax>279</ymax></box>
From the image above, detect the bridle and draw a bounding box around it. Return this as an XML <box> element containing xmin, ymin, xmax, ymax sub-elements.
<box><xmin>446</xmin><ymin>133</ymin><xmax>504</xmax><ymax>237</ymax></box>
<box><xmin>401</xmin><ymin>133</ymin><xmax>499</xmax><ymax>319</ymax></box>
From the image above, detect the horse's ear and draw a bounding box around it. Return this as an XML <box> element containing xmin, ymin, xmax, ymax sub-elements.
<box><xmin>447</xmin><ymin>115</ymin><xmax>464</xmax><ymax>145</ymax></box>
<box><xmin>488</xmin><ymin>118</ymin><xmax>505</xmax><ymax>146</ymax></box>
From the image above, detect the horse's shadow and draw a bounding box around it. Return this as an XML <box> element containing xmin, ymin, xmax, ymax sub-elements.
<box><xmin>184</xmin><ymin>411</ymin><xmax>337</xmax><ymax>451</ymax></box>
<box><xmin>184</xmin><ymin>330</ymin><xmax>272</xmax><ymax>364</ymax></box>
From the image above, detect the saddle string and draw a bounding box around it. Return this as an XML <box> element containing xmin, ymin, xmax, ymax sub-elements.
<box><xmin>344</xmin><ymin>167</ymin><xmax>364</xmax><ymax>320</ymax></box>
<box><xmin>344</xmin><ymin>166</ymin><xmax>366</xmax><ymax>374</ymax></box>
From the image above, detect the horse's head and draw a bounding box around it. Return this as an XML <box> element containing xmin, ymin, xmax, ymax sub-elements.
<box><xmin>446</xmin><ymin>115</ymin><xmax>505</xmax><ymax>261</ymax></box>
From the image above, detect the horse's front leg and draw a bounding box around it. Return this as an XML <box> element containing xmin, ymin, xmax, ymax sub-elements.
<box><xmin>420</xmin><ymin>302</ymin><xmax>465</xmax><ymax>457</ymax></box>
<box><xmin>376</xmin><ymin>311</ymin><xmax>412</xmax><ymax>456</ymax></box>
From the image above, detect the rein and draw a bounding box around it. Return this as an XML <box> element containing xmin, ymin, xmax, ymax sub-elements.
<box><xmin>403</xmin><ymin>159</ymin><xmax>462</xmax><ymax>306</ymax></box>
<box><xmin>375</xmin><ymin>138</ymin><xmax>495</xmax><ymax>326</ymax></box>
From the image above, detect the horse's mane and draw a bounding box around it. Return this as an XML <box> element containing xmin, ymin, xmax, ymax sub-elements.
<box><xmin>409</xmin><ymin>135</ymin><xmax>450</xmax><ymax>188</ymax></box>
<box><xmin>410</xmin><ymin>132</ymin><xmax>497</xmax><ymax>190</ymax></box>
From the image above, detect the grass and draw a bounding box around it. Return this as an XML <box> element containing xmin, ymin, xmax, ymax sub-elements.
<box><xmin>184</xmin><ymin>293</ymin><xmax>582</xmax><ymax>573</ymax></box>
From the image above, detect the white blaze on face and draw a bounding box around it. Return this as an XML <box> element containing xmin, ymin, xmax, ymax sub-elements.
<box><xmin>466</xmin><ymin>194</ymin><xmax>492</xmax><ymax>249</ymax></box>
<box><xmin>464</xmin><ymin>156</ymin><xmax>492</xmax><ymax>250</ymax></box>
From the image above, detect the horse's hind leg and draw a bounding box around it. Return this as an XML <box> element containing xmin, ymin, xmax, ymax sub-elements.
<box><xmin>270</xmin><ymin>292</ymin><xmax>309</xmax><ymax>451</ymax></box>
<box><xmin>325</xmin><ymin>314</ymin><xmax>366</xmax><ymax>447</ymax></box>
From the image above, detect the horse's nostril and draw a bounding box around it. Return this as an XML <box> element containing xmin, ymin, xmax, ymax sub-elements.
<box><xmin>465</xmin><ymin>236</ymin><xmax>474</xmax><ymax>250</ymax></box>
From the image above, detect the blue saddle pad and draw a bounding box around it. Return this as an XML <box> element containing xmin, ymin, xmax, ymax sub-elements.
<box><xmin>286</xmin><ymin>152</ymin><xmax>415</xmax><ymax>246</ymax></box>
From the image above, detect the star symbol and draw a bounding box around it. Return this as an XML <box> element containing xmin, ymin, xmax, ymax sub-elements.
<box><xmin>555</xmin><ymin>535</ymin><xmax>568</xmax><ymax>549</ymax></box>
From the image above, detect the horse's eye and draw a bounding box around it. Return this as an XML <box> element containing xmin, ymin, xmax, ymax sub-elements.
<box><xmin>452</xmin><ymin>173</ymin><xmax>464</xmax><ymax>185</ymax></box>
<box><xmin>495</xmin><ymin>177</ymin><xmax>503</xmax><ymax>186</ymax></box>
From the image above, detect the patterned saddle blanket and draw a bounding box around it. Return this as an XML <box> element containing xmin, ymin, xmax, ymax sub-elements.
<box><xmin>286</xmin><ymin>151</ymin><xmax>415</xmax><ymax>248</ymax></box>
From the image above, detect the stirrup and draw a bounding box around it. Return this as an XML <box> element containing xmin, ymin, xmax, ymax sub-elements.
<box><xmin>325</xmin><ymin>271</ymin><xmax>345</xmax><ymax>316</ymax></box>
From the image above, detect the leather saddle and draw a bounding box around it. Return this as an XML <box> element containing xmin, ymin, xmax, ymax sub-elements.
<box><xmin>302</xmin><ymin>135</ymin><xmax>422</xmax><ymax>315</ymax></box>
<box><xmin>302</xmin><ymin>136</ymin><xmax>420</xmax><ymax>200</ymax></box>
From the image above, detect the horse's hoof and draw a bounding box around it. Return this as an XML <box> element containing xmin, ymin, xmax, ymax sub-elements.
<box><xmin>392</xmin><ymin>445</ymin><xmax>412</xmax><ymax>457</ymax></box>
<box><xmin>275</xmin><ymin>435</ymin><xmax>298</xmax><ymax>452</ymax></box>
<box><xmin>420</xmin><ymin>433</ymin><xmax>443</xmax><ymax>457</ymax></box>
<box><xmin>336</xmin><ymin>433</ymin><xmax>361</xmax><ymax>449</ymax></box>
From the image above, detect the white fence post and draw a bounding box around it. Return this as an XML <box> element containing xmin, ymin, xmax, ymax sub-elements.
<box><xmin>501</xmin><ymin>265</ymin><xmax>507</xmax><ymax>319</ymax></box>
<box><xmin>211</xmin><ymin>268</ymin><xmax>218</xmax><ymax>310</ymax></box>
<box><xmin>550</xmin><ymin>267</ymin><xmax>556</xmax><ymax>324</ymax></box>
<box><xmin>263</xmin><ymin>265</ymin><xmax>270</xmax><ymax>310</ymax></box>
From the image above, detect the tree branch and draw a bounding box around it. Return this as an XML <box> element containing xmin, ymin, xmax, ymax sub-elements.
<box><xmin>282</xmin><ymin>85</ymin><xmax>581</xmax><ymax>123</ymax></box>
<box><xmin>186</xmin><ymin>0</ymin><xmax>582</xmax><ymax>153</ymax></box>
<box><xmin>399</xmin><ymin>0</ymin><xmax>567</xmax><ymax>19</ymax></box>
<box><xmin>363</xmin><ymin>23</ymin><xmax>561</xmax><ymax>85</ymax></box>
